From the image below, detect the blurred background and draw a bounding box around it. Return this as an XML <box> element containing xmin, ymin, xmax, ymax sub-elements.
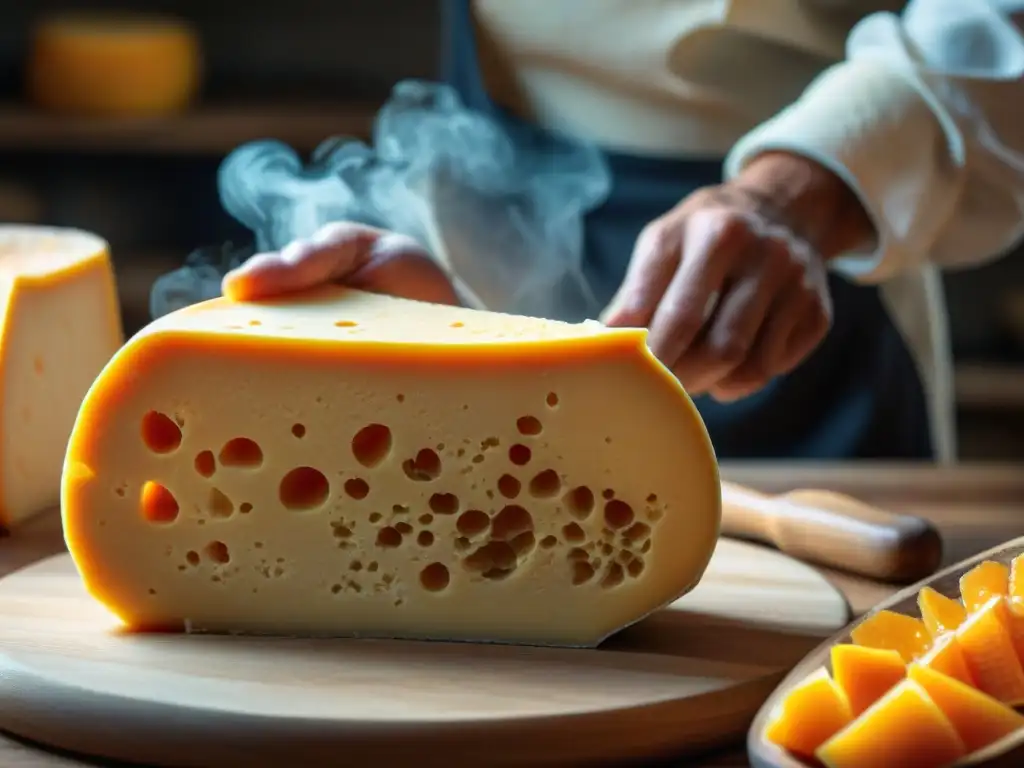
<box><xmin>1</xmin><ymin>1</ymin><xmax>1023</xmax><ymax>460</ymax></box>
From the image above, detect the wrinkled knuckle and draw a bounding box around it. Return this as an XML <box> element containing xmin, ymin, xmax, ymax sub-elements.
<box><xmin>312</xmin><ymin>221</ymin><xmax>357</xmax><ymax>245</ymax></box>
<box><xmin>668</xmin><ymin>309</ymin><xmax>705</xmax><ymax>342</ymax></box>
<box><xmin>716</xmin><ymin>211</ymin><xmax>754</xmax><ymax>243</ymax></box>
<box><xmin>279</xmin><ymin>237</ymin><xmax>314</xmax><ymax>262</ymax></box>
<box><xmin>639</xmin><ymin>219</ymin><xmax>678</xmax><ymax>257</ymax></box>
<box><xmin>709</xmin><ymin>337</ymin><xmax>750</xmax><ymax>368</ymax></box>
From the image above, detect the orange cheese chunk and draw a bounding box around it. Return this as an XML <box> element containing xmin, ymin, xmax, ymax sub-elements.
<box><xmin>850</xmin><ymin>609</ymin><xmax>931</xmax><ymax>663</ymax></box>
<box><xmin>60</xmin><ymin>285</ymin><xmax>722</xmax><ymax>647</ymax></box>
<box><xmin>830</xmin><ymin>644</ymin><xmax>905</xmax><ymax>716</ymax></box>
<box><xmin>918</xmin><ymin>634</ymin><xmax>976</xmax><ymax>688</ymax></box>
<box><xmin>919</xmin><ymin>586</ymin><xmax>968</xmax><ymax>638</ymax></box>
<box><xmin>27</xmin><ymin>14</ymin><xmax>201</xmax><ymax>117</ymax></box>
<box><xmin>907</xmin><ymin>663</ymin><xmax>1024</xmax><ymax>753</ymax></box>
<box><xmin>815</xmin><ymin>681</ymin><xmax>967</xmax><ymax>768</ymax></box>
<box><xmin>960</xmin><ymin>561</ymin><xmax>1010</xmax><ymax>613</ymax></box>
<box><xmin>764</xmin><ymin>667</ymin><xmax>853</xmax><ymax>758</ymax></box>
<box><xmin>955</xmin><ymin>596</ymin><xmax>1024</xmax><ymax>705</ymax></box>
<box><xmin>0</xmin><ymin>225</ymin><xmax>123</xmax><ymax>528</ymax></box>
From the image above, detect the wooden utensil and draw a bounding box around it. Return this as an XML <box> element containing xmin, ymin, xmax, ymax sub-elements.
<box><xmin>721</xmin><ymin>481</ymin><xmax>944</xmax><ymax>583</ymax></box>
<box><xmin>0</xmin><ymin>521</ymin><xmax>849</xmax><ymax>768</ymax></box>
<box><xmin>748</xmin><ymin>535</ymin><xmax>1024</xmax><ymax>768</ymax></box>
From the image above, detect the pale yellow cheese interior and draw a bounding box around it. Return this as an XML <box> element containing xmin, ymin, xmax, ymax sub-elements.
<box><xmin>0</xmin><ymin>225</ymin><xmax>123</xmax><ymax>528</ymax></box>
<box><xmin>63</xmin><ymin>286</ymin><xmax>720</xmax><ymax>647</ymax></box>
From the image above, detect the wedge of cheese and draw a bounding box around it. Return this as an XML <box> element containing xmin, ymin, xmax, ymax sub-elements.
<box><xmin>62</xmin><ymin>285</ymin><xmax>720</xmax><ymax>647</ymax></box>
<box><xmin>0</xmin><ymin>225</ymin><xmax>123</xmax><ymax>528</ymax></box>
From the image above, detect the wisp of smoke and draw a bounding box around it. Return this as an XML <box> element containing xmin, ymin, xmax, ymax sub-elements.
<box><xmin>150</xmin><ymin>79</ymin><xmax>612</xmax><ymax>321</ymax></box>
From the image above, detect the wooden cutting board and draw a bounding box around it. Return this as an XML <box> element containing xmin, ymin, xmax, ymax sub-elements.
<box><xmin>0</xmin><ymin>511</ymin><xmax>849</xmax><ymax>768</ymax></box>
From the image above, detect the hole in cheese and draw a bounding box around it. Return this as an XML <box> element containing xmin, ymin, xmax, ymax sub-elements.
<box><xmin>516</xmin><ymin>416</ymin><xmax>543</xmax><ymax>435</ymax></box>
<box><xmin>456</xmin><ymin>509</ymin><xmax>489</xmax><ymax>537</ymax></box>
<box><xmin>622</xmin><ymin>522</ymin><xmax>651</xmax><ymax>545</ymax></box>
<box><xmin>562</xmin><ymin>522</ymin><xmax>585</xmax><ymax>543</ymax></box>
<box><xmin>140</xmin><ymin>481</ymin><xmax>178</xmax><ymax>523</ymax></box>
<box><xmin>508</xmin><ymin>444</ymin><xmax>531</xmax><ymax>466</ymax></box>
<box><xmin>604</xmin><ymin>499</ymin><xmax>634</xmax><ymax>529</ymax></box>
<box><xmin>545</xmin><ymin>392</ymin><xmax>559</xmax><ymax>408</ymax></box>
<box><xmin>193</xmin><ymin>450</ymin><xmax>215</xmax><ymax>478</ymax></box>
<box><xmin>417</xmin><ymin>530</ymin><xmax>434</xmax><ymax>547</ymax></box>
<box><xmin>206</xmin><ymin>488</ymin><xmax>234</xmax><ymax>518</ymax></box>
<box><xmin>291</xmin><ymin>423</ymin><xmax>306</xmax><ymax>438</ymax></box>
<box><xmin>204</xmin><ymin>540</ymin><xmax>230</xmax><ymax>564</ymax></box>
<box><xmin>376</xmin><ymin>526</ymin><xmax>402</xmax><ymax>548</ymax></box>
<box><xmin>497</xmin><ymin>474</ymin><xmax>520</xmax><ymax>499</ymax></box>
<box><xmin>463</xmin><ymin>541</ymin><xmax>518</xmax><ymax>580</ymax></box>
<box><xmin>528</xmin><ymin>469</ymin><xmax>560</xmax><ymax>498</ymax></box>
<box><xmin>334</xmin><ymin>320</ymin><xmax>357</xmax><ymax>327</ymax></box>
<box><xmin>491</xmin><ymin>505</ymin><xmax>533</xmax><ymax>540</ymax></box>
<box><xmin>402</xmin><ymin>448</ymin><xmax>441</xmax><ymax>481</ymax></box>
<box><xmin>344</xmin><ymin>478</ymin><xmax>370</xmax><ymax>500</ymax></box>
<box><xmin>428</xmin><ymin>493</ymin><xmax>459</xmax><ymax>516</ymax></box>
<box><xmin>564</xmin><ymin>486</ymin><xmax>595</xmax><ymax>519</ymax></box>
<box><xmin>420</xmin><ymin>563</ymin><xmax>450</xmax><ymax>592</ymax></box>
<box><xmin>573</xmin><ymin>562</ymin><xmax>595</xmax><ymax>585</ymax></box>
<box><xmin>141</xmin><ymin>411</ymin><xmax>181</xmax><ymax>453</ymax></box>
<box><xmin>279</xmin><ymin>467</ymin><xmax>329</xmax><ymax>510</ymax></box>
<box><xmin>351</xmin><ymin>423</ymin><xmax>391</xmax><ymax>467</ymax></box>
<box><xmin>218</xmin><ymin>438</ymin><xmax>263</xmax><ymax>468</ymax></box>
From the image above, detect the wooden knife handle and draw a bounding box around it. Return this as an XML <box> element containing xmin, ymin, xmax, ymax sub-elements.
<box><xmin>719</xmin><ymin>481</ymin><xmax>943</xmax><ymax>583</ymax></box>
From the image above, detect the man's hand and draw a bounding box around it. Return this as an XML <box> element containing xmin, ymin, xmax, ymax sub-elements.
<box><xmin>601</xmin><ymin>151</ymin><xmax>875</xmax><ymax>403</ymax></box>
<box><xmin>222</xmin><ymin>221</ymin><xmax>460</xmax><ymax>306</ymax></box>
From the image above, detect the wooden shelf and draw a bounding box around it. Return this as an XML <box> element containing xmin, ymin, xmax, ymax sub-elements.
<box><xmin>0</xmin><ymin>103</ymin><xmax>379</xmax><ymax>155</ymax></box>
<box><xmin>955</xmin><ymin>362</ymin><xmax>1024</xmax><ymax>409</ymax></box>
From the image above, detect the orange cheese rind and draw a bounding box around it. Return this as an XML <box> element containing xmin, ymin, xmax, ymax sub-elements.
<box><xmin>61</xmin><ymin>285</ymin><xmax>722</xmax><ymax>647</ymax></box>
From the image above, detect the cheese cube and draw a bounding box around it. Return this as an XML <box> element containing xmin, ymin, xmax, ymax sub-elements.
<box><xmin>62</xmin><ymin>286</ymin><xmax>720</xmax><ymax>647</ymax></box>
<box><xmin>0</xmin><ymin>225</ymin><xmax>123</xmax><ymax>528</ymax></box>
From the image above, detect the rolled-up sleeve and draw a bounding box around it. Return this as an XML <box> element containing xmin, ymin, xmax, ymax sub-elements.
<box><xmin>724</xmin><ymin>0</ymin><xmax>1024</xmax><ymax>283</ymax></box>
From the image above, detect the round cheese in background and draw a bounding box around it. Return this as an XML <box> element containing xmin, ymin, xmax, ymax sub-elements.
<box><xmin>26</xmin><ymin>14</ymin><xmax>202</xmax><ymax>117</ymax></box>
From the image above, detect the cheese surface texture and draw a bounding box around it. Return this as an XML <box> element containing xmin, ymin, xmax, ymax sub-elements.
<box><xmin>27</xmin><ymin>14</ymin><xmax>201</xmax><ymax>117</ymax></box>
<box><xmin>0</xmin><ymin>226</ymin><xmax>124</xmax><ymax>528</ymax></box>
<box><xmin>63</xmin><ymin>286</ymin><xmax>720</xmax><ymax>647</ymax></box>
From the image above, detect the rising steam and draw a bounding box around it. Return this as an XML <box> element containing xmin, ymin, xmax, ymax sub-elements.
<box><xmin>150</xmin><ymin>80</ymin><xmax>612</xmax><ymax>321</ymax></box>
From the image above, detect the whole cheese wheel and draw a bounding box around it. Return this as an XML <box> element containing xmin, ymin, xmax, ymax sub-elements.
<box><xmin>27</xmin><ymin>14</ymin><xmax>201</xmax><ymax>117</ymax></box>
<box><xmin>0</xmin><ymin>225</ymin><xmax>124</xmax><ymax>528</ymax></box>
<box><xmin>61</xmin><ymin>286</ymin><xmax>721</xmax><ymax>647</ymax></box>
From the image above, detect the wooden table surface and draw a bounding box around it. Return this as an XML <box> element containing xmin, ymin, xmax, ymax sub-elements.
<box><xmin>1</xmin><ymin>462</ymin><xmax>1021</xmax><ymax>768</ymax></box>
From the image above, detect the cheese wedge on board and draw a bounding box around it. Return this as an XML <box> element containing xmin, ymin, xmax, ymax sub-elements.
<box><xmin>0</xmin><ymin>225</ymin><xmax>123</xmax><ymax>528</ymax></box>
<box><xmin>62</xmin><ymin>285</ymin><xmax>720</xmax><ymax>647</ymax></box>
